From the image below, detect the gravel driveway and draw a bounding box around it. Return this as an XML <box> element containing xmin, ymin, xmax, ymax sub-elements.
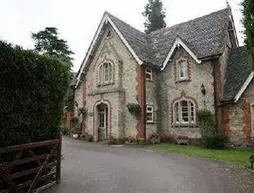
<box><xmin>43</xmin><ymin>137</ymin><xmax>253</xmax><ymax>193</ymax></box>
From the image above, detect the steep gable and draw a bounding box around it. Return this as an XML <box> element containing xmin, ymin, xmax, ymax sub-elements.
<box><xmin>222</xmin><ymin>47</ymin><xmax>253</xmax><ymax>102</ymax></box>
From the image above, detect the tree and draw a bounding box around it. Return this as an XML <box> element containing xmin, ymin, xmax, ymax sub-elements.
<box><xmin>142</xmin><ymin>0</ymin><xmax>166</xmax><ymax>34</ymax></box>
<box><xmin>242</xmin><ymin>0</ymin><xmax>254</xmax><ymax>67</ymax></box>
<box><xmin>32</xmin><ymin>27</ymin><xmax>75</xmax><ymax>111</ymax></box>
<box><xmin>31</xmin><ymin>27</ymin><xmax>74</xmax><ymax>68</ymax></box>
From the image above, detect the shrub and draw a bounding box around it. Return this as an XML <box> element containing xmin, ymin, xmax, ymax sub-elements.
<box><xmin>203</xmin><ymin>134</ymin><xmax>228</xmax><ymax>149</ymax></box>
<box><xmin>197</xmin><ymin>109</ymin><xmax>228</xmax><ymax>149</ymax></box>
<box><xmin>0</xmin><ymin>41</ymin><xmax>69</xmax><ymax>147</ymax></box>
<box><xmin>125</xmin><ymin>135</ymin><xmax>139</xmax><ymax>144</ymax></box>
<box><xmin>149</xmin><ymin>133</ymin><xmax>160</xmax><ymax>144</ymax></box>
<box><xmin>61</xmin><ymin>126</ymin><xmax>69</xmax><ymax>135</ymax></box>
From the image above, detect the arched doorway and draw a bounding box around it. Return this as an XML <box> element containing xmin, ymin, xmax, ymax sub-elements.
<box><xmin>97</xmin><ymin>103</ymin><xmax>109</xmax><ymax>141</ymax></box>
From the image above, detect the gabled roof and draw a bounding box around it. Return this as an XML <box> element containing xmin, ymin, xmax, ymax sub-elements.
<box><xmin>149</xmin><ymin>8</ymin><xmax>230</xmax><ymax>66</ymax></box>
<box><xmin>76</xmin><ymin>7</ymin><xmax>232</xmax><ymax>86</ymax></box>
<box><xmin>222</xmin><ymin>47</ymin><xmax>253</xmax><ymax>102</ymax></box>
<box><xmin>161</xmin><ymin>36</ymin><xmax>201</xmax><ymax>70</ymax></box>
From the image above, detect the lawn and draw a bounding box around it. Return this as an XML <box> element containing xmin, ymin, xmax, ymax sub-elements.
<box><xmin>149</xmin><ymin>143</ymin><xmax>253</xmax><ymax>166</ymax></box>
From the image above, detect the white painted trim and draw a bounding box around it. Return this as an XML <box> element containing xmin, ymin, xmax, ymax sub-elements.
<box><xmin>107</xmin><ymin>17</ymin><xmax>143</xmax><ymax>65</ymax></box>
<box><xmin>234</xmin><ymin>72</ymin><xmax>254</xmax><ymax>103</ymax></box>
<box><xmin>161</xmin><ymin>37</ymin><xmax>201</xmax><ymax>70</ymax></box>
<box><xmin>75</xmin><ymin>13</ymin><xmax>143</xmax><ymax>87</ymax></box>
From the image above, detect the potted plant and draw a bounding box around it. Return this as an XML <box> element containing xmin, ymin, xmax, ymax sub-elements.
<box><xmin>176</xmin><ymin>136</ymin><xmax>189</xmax><ymax>145</ymax></box>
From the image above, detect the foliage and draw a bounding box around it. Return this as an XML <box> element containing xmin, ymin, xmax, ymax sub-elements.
<box><xmin>31</xmin><ymin>27</ymin><xmax>74</xmax><ymax>68</ymax></box>
<box><xmin>197</xmin><ymin>109</ymin><xmax>217</xmax><ymax>137</ymax></box>
<box><xmin>142</xmin><ymin>0</ymin><xmax>166</xmax><ymax>34</ymax></box>
<box><xmin>77</xmin><ymin>107</ymin><xmax>87</xmax><ymax>116</ymax></box>
<box><xmin>149</xmin><ymin>132</ymin><xmax>160</xmax><ymax>144</ymax></box>
<box><xmin>127</xmin><ymin>103</ymin><xmax>141</xmax><ymax>114</ymax></box>
<box><xmin>64</xmin><ymin>72</ymin><xmax>75</xmax><ymax>112</ymax></box>
<box><xmin>202</xmin><ymin>134</ymin><xmax>228</xmax><ymax>149</ymax></box>
<box><xmin>0</xmin><ymin>41</ymin><xmax>69</xmax><ymax>146</ymax></box>
<box><xmin>197</xmin><ymin>109</ymin><xmax>227</xmax><ymax>149</ymax></box>
<box><xmin>150</xmin><ymin>143</ymin><xmax>252</xmax><ymax>166</ymax></box>
<box><xmin>242</xmin><ymin>0</ymin><xmax>254</xmax><ymax>68</ymax></box>
<box><xmin>71</xmin><ymin>116</ymin><xmax>79</xmax><ymax>124</ymax></box>
<box><xmin>61</xmin><ymin>126</ymin><xmax>69</xmax><ymax>135</ymax></box>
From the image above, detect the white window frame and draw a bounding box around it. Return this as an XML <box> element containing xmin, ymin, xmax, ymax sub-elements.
<box><xmin>174</xmin><ymin>100</ymin><xmax>196</xmax><ymax>125</ymax></box>
<box><xmin>146</xmin><ymin>67</ymin><xmax>153</xmax><ymax>81</ymax></box>
<box><xmin>146</xmin><ymin>105</ymin><xmax>154</xmax><ymax>123</ymax></box>
<box><xmin>99</xmin><ymin>62</ymin><xmax>113</xmax><ymax>85</ymax></box>
<box><xmin>178</xmin><ymin>60</ymin><xmax>188</xmax><ymax>80</ymax></box>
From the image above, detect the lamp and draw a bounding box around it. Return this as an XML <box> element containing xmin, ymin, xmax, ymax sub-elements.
<box><xmin>201</xmin><ymin>84</ymin><xmax>206</xmax><ymax>95</ymax></box>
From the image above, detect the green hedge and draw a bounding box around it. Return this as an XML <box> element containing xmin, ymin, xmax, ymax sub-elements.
<box><xmin>0</xmin><ymin>41</ymin><xmax>69</xmax><ymax>147</ymax></box>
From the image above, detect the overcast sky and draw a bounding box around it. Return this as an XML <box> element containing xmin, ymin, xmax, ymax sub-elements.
<box><xmin>0</xmin><ymin>0</ymin><xmax>244</xmax><ymax>72</ymax></box>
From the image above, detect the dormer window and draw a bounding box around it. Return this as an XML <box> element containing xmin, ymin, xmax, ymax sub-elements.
<box><xmin>99</xmin><ymin>62</ymin><xmax>113</xmax><ymax>85</ymax></box>
<box><xmin>146</xmin><ymin>67</ymin><xmax>153</xmax><ymax>81</ymax></box>
<box><xmin>178</xmin><ymin>60</ymin><xmax>188</xmax><ymax>80</ymax></box>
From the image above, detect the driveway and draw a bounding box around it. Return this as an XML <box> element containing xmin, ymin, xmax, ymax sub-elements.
<box><xmin>44</xmin><ymin>137</ymin><xmax>253</xmax><ymax>193</ymax></box>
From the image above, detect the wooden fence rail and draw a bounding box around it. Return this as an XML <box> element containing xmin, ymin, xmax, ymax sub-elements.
<box><xmin>0</xmin><ymin>135</ymin><xmax>62</xmax><ymax>193</ymax></box>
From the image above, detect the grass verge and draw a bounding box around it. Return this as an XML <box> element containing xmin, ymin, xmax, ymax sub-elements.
<box><xmin>149</xmin><ymin>143</ymin><xmax>253</xmax><ymax>166</ymax></box>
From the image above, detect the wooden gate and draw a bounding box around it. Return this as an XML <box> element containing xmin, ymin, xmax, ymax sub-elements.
<box><xmin>0</xmin><ymin>136</ymin><xmax>62</xmax><ymax>193</ymax></box>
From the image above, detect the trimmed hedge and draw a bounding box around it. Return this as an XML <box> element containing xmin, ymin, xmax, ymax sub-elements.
<box><xmin>0</xmin><ymin>41</ymin><xmax>69</xmax><ymax>147</ymax></box>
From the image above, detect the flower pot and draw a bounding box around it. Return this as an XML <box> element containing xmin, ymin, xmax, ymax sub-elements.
<box><xmin>73</xmin><ymin>134</ymin><xmax>79</xmax><ymax>139</ymax></box>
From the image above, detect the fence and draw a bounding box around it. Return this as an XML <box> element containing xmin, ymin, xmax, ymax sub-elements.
<box><xmin>0</xmin><ymin>136</ymin><xmax>62</xmax><ymax>193</ymax></box>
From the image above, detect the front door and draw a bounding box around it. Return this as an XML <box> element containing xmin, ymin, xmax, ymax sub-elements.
<box><xmin>98</xmin><ymin>104</ymin><xmax>108</xmax><ymax>141</ymax></box>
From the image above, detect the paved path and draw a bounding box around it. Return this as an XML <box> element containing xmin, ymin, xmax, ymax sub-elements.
<box><xmin>44</xmin><ymin>137</ymin><xmax>253</xmax><ymax>193</ymax></box>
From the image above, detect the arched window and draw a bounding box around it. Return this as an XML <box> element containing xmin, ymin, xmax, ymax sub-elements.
<box><xmin>99</xmin><ymin>62</ymin><xmax>113</xmax><ymax>84</ymax></box>
<box><xmin>174</xmin><ymin>99</ymin><xmax>195</xmax><ymax>125</ymax></box>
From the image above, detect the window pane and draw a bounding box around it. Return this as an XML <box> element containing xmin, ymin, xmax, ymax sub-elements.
<box><xmin>175</xmin><ymin>102</ymin><xmax>179</xmax><ymax>122</ymax></box>
<box><xmin>179</xmin><ymin>61</ymin><xmax>187</xmax><ymax>79</ymax></box>
<box><xmin>181</xmin><ymin>100</ymin><xmax>188</xmax><ymax>122</ymax></box>
<box><xmin>146</xmin><ymin>68</ymin><xmax>152</xmax><ymax>80</ymax></box>
<box><xmin>190</xmin><ymin>101</ymin><xmax>195</xmax><ymax>123</ymax></box>
<box><xmin>146</xmin><ymin>106</ymin><xmax>153</xmax><ymax>121</ymax></box>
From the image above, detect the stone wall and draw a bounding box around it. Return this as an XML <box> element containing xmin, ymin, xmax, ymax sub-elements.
<box><xmin>222</xmin><ymin>79</ymin><xmax>254</xmax><ymax>145</ymax></box>
<box><xmin>74</xmin><ymin>25</ymin><xmax>139</xmax><ymax>140</ymax></box>
<box><xmin>158</xmin><ymin>47</ymin><xmax>215</xmax><ymax>138</ymax></box>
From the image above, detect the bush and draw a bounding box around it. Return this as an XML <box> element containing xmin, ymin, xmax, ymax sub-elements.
<box><xmin>203</xmin><ymin>134</ymin><xmax>228</xmax><ymax>149</ymax></box>
<box><xmin>0</xmin><ymin>41</ymin><xmax>69</xmax><ymax>147</ymax></box>
<box><xmin>61</xmin><ymin>126</ymin><xmax>69</xmax><ymax>135</ymax></box>
<box><xmin>197</xmin><ymin>109</ymin><xmax>228</xmax><ymax>149</ymax></box>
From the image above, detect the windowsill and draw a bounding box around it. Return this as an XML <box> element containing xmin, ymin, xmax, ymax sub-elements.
<box><xmin>146</xmin><ymin>121</ymin><xmax>156</xmax><ymax>124</ymax></box>
<box><xmin>146</xmin><ymin>79</ymin><xmax>154</xmax><ymax>83</ymax></box>
<box><xmin>172</xmin><ymin>123</ymin><xmax>197</xmax><ymax>127</ymax></box>
<box><xmin>175</xmin><ymin>79</ymin><xmax>190</xmax><ymax>83</ymax></box>
<box><xmin>98</xmin><ymin>82</ymin><xmax>114</xmax><ymax>87</ymax></box>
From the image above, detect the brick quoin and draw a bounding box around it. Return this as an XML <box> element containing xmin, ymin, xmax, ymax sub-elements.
<box><xmin>220</xmin><ymin>104</ymin><xmax>231</xmax><ymax>136</ymax></box>
<box><xmin>136</xmin><ymin>65</ymin><xmax>145</xmax><ymax>140</ymax></box>
<box><xmin>241</xmin><ymin>97</ymin><xmax>252</xmax><ymax>145</ymax></box>
<box><xmin>213</xmin><ymin>59</ymin><xmax>225</xmax><ymax>132</ymax></box>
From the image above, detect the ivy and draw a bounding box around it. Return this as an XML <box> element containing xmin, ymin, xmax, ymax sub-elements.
<box><xmin>0</xmin><ymin>41</ymin><xmax>69</xmax><ymax>147</ymax></box>
<box><xmin>127</xmin><ymin>103</ymin><xmax>141</xmax><ymax>115</ymax></box>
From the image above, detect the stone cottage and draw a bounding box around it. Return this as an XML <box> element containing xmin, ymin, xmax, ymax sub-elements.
<box><xmin>74</xmin><ymin>7</ymin><xmax>254</xmax><ymax>145</ymax></box>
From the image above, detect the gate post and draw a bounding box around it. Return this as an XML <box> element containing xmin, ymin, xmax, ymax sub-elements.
<box><xmin>56</xmin><ymin>134</ymin><xmax>62</xmax><ymax>184</ymax></box>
